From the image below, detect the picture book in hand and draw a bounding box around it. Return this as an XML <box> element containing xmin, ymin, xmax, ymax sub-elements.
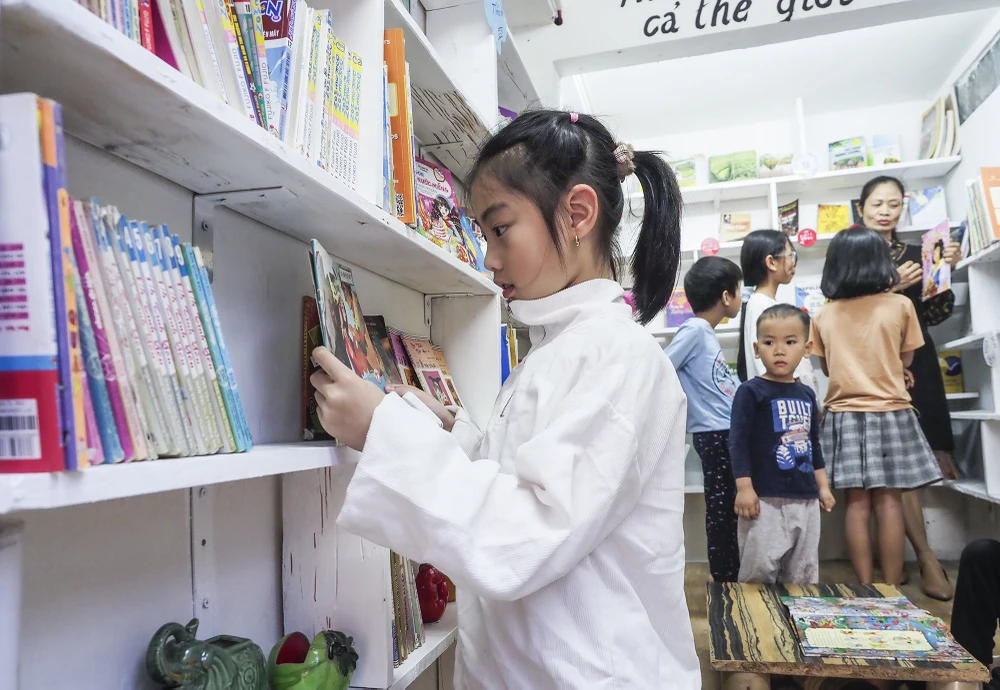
<box><xmin>400</xmin><ymin>334</ymin><xmax>463</xmax><ymax>407</ymax></box>
<box><xmin>921</xmin><ymin>221</ymin><xmax>951</xmax><ymax>301</ymax></box>
<box><xmin>309</xmin><ymin>240</ymin><xmax>388</xmax><ymax>391</ymax></box>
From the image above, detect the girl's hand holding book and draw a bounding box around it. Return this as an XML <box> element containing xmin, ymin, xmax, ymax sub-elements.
<box><xmin>386</xmin><ymin>384</ymin><xmax>456</xmax><ymax>432</ymax></box>
<box><xmin>310</xmin><ymin>346</ymin><xmax>386</xmax><ymax>451</ymax></box>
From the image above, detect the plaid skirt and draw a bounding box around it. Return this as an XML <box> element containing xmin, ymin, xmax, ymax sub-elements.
<box><xmin>820</xmin><ymin>409</ymin><xmax>943</xmax><ymax>490</ymax></box>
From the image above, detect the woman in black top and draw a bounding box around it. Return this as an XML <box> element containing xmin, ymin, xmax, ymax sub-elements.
<box><xmin>853</xmin><ymin>176</ymin><xmax>960</xmax><ymax>600</ymax></box>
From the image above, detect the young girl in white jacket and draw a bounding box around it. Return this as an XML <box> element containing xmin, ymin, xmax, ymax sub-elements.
<box><xmin>310</xmin><ymin>110</ymin><xmax>701</xmax><ymax>689</ymax></box>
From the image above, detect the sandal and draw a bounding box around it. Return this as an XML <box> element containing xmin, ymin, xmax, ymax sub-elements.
<box><xmin>919</xmin><ymin>560</ymin><xmax>954</xmax><ymax>601</ymax></box>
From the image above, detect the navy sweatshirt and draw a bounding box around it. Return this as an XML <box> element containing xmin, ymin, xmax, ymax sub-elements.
<box><xmin>728</xmin><ymin>377</ymin><xmax>824</xmax><ymax>499</ymax></box>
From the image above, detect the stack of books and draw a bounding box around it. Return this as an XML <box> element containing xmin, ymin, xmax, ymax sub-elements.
<box><xmin>74</xmin><ymin>0</ymin><xmax>363</xmax><ymax>190</ymax></box>
<box><xmin>0</xmin><ymin>94</ymin><xmax>250</xmax><ymax>473</ymax></box>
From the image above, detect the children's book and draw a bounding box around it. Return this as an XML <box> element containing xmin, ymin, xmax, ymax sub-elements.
<box><xmin>908</xmin><ymin>186</ymin><xmax>949</xmax><ymax>228</ymax></box>
<box><xmin>387</xmin><ymin>329</ymin><xmax>421</xmax><ymax>389</ymax></box>
<box><xmin>413</xmin><ymin>157</ymin><xmax>462</xmax><ymax>254</ymax></box>
<box><xmin>263</xmin><ymin>0</ymin><xmax>300</xmax><ymax>139</ymax></box>
<box><xmin>301</xmin><ymin>296</ymin><xmax>330</xmax><ymax>441</ymax></box>
<box><xmin>779</xmin><ymin>200</ymin><xmax>799</xmax><ymax>238</ymax></box>
<box><xmin>828</xmin><ymin>137</ymin><xmax>868</xmax><ymax>170</ymax></box>
<box><xmin>758</xmin><ymin>153</ymin><xmax>793</xmax><ymax>178</ymax></box>
<box><xmin>919</xmin><ymin>99</ymin><xmax>944</xmax><ymax>159</ymax></box>
<box><xmin>817</xmin><ymin>204</ymin><xmax>851</xmax><ymax>236</ymax></box>
<box><xmin>921</xmin><ymin>221</ymin><xmax>952</xmax><ymax>301</ymax></box>
<box><xmin>0</xmin><ymin>94</ymin><xmax>66</xmax><ymax>473</ymax></box>
<box><xmin>385</xmin><ymin>29</ymin><xmax>417</xmax><ymax>224</ymax></box>
<box><xmin>795</xmin><ymin>281</ymin><xmax>826</xmax><ymax>318</ymax></box>
<box><xmin>309</xmin><ymin>240</ymin><xmax>389</xmax><ymax>391</ymax></box>
<box><xmin>669</xmin><ymin>157</ymin><xmax>699</xmax><ymax>187</ymax></box>
<box><xmin>400</xmin><ymin>335</ymin><xmax>463</xmax><ymax>408</ymax></box>
<box><xmin>720</xmin><ymin>213</ymin><xmax>753</xmax><ymax>243</ymax></box>
<box><xmin>364</xmin><ymin>315</ymin><xmax>403</xmax><ymax>387</ymax></box>
<box><xmin>868</xmin><ymin>134</ymin><xmax>902</xmax><ymax>166</ymax></box>
<box><xmin>709</xmin><ymin>151</ymin><xmax>757</xmax><ymax>183</ymax></box>
<box><xmin>665</xmin><ymin>288</ymin><xmax>694</xmax><ymax>328</ymax></box>
<box><xmin>939</xmin><ymin>350</ymin><xmax>964</xmax><ymax>394</ymax></box>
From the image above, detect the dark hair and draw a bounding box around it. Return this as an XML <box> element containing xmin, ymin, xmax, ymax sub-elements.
<box><xmin>757</xmin><ymin>303</ymin><xmax>810</xmax><ymax>339</ymax></box>
<box><xmin>859</xmin><ymin>175</ymin><xmax>904</xmax><ymax>209</ymax></box>
<box><xmin>684</xmin><ymin>256</ymin><xmax>743</xmax><ymax>313</ymax></box>
<box><xmin>468</xmin><ymin>109</ymin><xmax>682</xmax><ymax>325</ymax></box>
<box><xmin>821</xmin><ymin>226</ymin><xmax>900</xmax><ymax>300</ymax></box>
<box><xmin>737</xmin><ymin>229</ymin><xmax>792</xmax><ymax>381</ymax></box>
<box><xmin>933</xmin><ymin>239</ymin><xmax>945</xmax><ymax>260</ymax></box>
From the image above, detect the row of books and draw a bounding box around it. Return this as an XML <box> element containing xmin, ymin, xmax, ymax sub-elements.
<box><xmin>75</xmin><ymin>0</ymin><xmax>363</xmax><ymax>190</ymax></box>
<box><xmin>381</xmin><ymin>29</ymin><xmax>490</xmax><ymax>277</ymax></box>
<box><xmin>920</xmin><ymin>92</ymin><xmax>962</xmax><ymax>161</ymax></box>
<box><xmin>389</xmin><ymin>551</ymin><xmax>426</xmax><ymax>667</ymax></box>
<box><xmin>0</xmin><ymin>94</ymin><xmax>250</xmax><ymax>474</ymax></box>
<box><xmin>961</xmin><ymin>167</ymin><xmax>1000</xmax><ymax>258</ymax></box>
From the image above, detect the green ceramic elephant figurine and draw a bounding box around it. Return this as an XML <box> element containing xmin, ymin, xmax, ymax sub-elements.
<box><xmin>267</xmin><ymin>630</ymin><xmax>359</xmax><ymax>690</ymax></box>
<box><xmin>146</xmin><ymin>618</ymin><xmax>267</xmax><ymax>690</ymax></box>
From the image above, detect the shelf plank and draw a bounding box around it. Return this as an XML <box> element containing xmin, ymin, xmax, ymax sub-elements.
<box><xmin>0</xmin><ymin>0</ymin><xmax>498</xmax><ymax>297</ymax></box>
<box><xmin>950</xmin><ymin>411</ymin><xmax>1000</xmax><ymax>421</ymax></box>
<box><xmin>498</xmin><ymin>31</ymin><xmax>540</xmax><ymax>114</ymax></box>
<box><xmin>386</xmin><ymin>606</ymin><xmax>459</xmax><ymax>690</ymax></box>
<box><xmin>957</xmin><ymin>241</ymin><xmax>1000</xmax><ymax>271</ymax></box>
<box><xmin>940</xmin><ymin>332</ymin><xmax>993</xmax><ymax>351</ymax></box>
<box><xmin>383</xmin><ymin>0</ymin><xmax>492</xmax><ymax>182</ymax></box>
<box><xmin>0</xmin><ymin>443</ymin><xmax>357</xmax><ymax>515</ymax></box>
<box><xmin>947</xmin><ymin>392</ymin><xmax>981</xmax><ymax>401</ymax></box>
<box><xmin>940</xmin><ymin>479</ymin><xmax>1000</xmax><ymax>505</ymax></box>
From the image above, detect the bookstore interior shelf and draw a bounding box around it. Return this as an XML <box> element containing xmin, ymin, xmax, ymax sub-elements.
<box><xmin>629</xmin><ymin>157</ymin><xmax>964</xmax><ymax>206</ymax></box>
<box><xmin>0</xmin><ymin>0</ymin><xmax>498</xmax><ymax>298</ymax></box>
<box><xmin>383</xmin><ymin>0</ymin><xmax>493</xmax><ymax>182</ymax></box>
<box><xmin>951</xmin><ymin>411</ymin><xmax>1000</xmax><ymax>421</ymax></box>
<box><xmin>390</xmin><ymin>606</ymin><xmax>459</xmax><ymax>690</ymax></box>
<box><xmin>0</xmin><ymin>444</ymin><xmax>358</xmax><ymax>516</ymax></box>
<box><xmin>957</xmin><ymin>241</ymin><xmax>1000</xmax><ymax>271</ymax></box>
<box><xmin>947</xmin><ymin>392</ymin><xmax>981</xmax><ymax>401</ymax></box>
<box><xmin>940</xmin><ymin>479</ymin><xmax>1000</xmax><ymax>506</ymax></box>
<box><xmin>940</xmin><ymin>332</ymin><xmax>995</xmax><ymax>351</ymax></box>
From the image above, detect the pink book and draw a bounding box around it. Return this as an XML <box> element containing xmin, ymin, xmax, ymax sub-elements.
<box><xmin>71</xmin><ymin>202</ymin><xmax>135</xmax><ymax>461</ymax></box>
<box><xmin>151</xmin><ymin>0</ymin><xmax>180</xmax><ymax>71</ymax></box>
<box><xmin>82</xmin><ymin>378</ymin><xmax>104</xmax><ymax>466</ymax></box>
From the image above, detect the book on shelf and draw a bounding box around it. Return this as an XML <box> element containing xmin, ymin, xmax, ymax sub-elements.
<box><xmin>0</xmin><ymin>93</ymin><xmax>251</xmax><ymax>473</ymax></box>
<box><xmin>709</xmin><ymin>151</ymin><xmax>757</xmax><ymax>184</ymax></box>
<box><xmin>668</xmin><ymin>157</ymin><xmax>700</xmax><ymax>187</ymax></box>
<box><xmin>921</xmin><ymin>221</ymin><xmax>952</xmax><ymax>302</ymax></box>
<box><xmin>868</xmin><ymin>134</ymin><xmax>901</xmax><ymax>166</ymax></box>
<box><xmin>779</xmin><ymin>200</ymin><xmax>799</xmax><ymax>238</ymax></box>
<box><xmin>363</xmin><ymin>315</ymin><xmax>404</xmax><ymax>388</ymax></box>
<box><xmin>907</xmin><ymin>186</ymin><xmax>948</xmax><ymax>228</ymax></box>
<box><xmin>817</xmin><ymin>204</ymin><xmax>851</xmax><ymax>236</ymax></box>
<box><xmin>794</xmin><ymin>281</ymin><xmax>826</xmax><ymax>318</ymax></box>
<box><xmin>781</xmin><ymin>596</ymin><xmax>975</xmax><ymax>663</ymax></box>
<box><xmin>665</xmin><ymin>288</ymin><xmax>694</xmax><ymax>328</ymax></box>
<box><xmin>720</xmin><ymin>212</ymin><xmax>752</xmax><ymax>243</ymax></box>
<box><xmin>390</xmin><ymin>552</ymin><xmax>426</xmax><ymax>667</ymax></box>
<box><xmin>75</xmin><ymin>0</ymin><xmax>154</xmax><ymax>50</ymax></box>
<box><xmin>920</xmin><ymin>98</ymin><xmax>946</xmax><ymax>160</ymax></box>
<box><xmin>828</xmin><ymin>137</ymin><xmax>867</xmax><ymax>170</ymax></box>
<box><xmin>401</xmin><ymin>335</ymin><xmax>464</xmax><ymax>407</ymax></box>
<box><xmin>758</xmin><ymin>153</ymin><xmax>792</xmax><ymax>178</ymax></box>
<box><xmin>939</xmin><ymin>350</ymin><xmax>964</xmax><ymax>395</ymax></box>
<box><xmin>385</xmin><ymin>28</ymin><xmax>417</xmax><ymax>225</ymax></box>
<box><xmin>964</xmin><ymin>167</ymin><xmax>1000</xmax><ymax>257</ymax></box>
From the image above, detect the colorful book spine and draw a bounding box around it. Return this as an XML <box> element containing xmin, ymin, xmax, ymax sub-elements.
<box><xmin>190</xmin><ymin>246</ymin><xmax>252</xmax><ymax>451</ymax></box>
<box><xmin>384</xmin><ymin>29</ymin><xmax>416</xmax><ymax>223</ymax></box>
<box><xmin>139</xmin><ymin>223</ymin><xmax>207</xmax><ymax>455</ymax></box>
<box><xmin>87</xmin><ymin>202</ymin><xmax>159</xmax><ymax>459</ymax></box>
<box><xmin>330</xmin><ymin>34</ymin><xmax>347</xmax><ymax>184</ymax></box>
<box><xmin>230</xmin><ymin>0</ymin><xmax>266</xmax><ymax>128</ymax></box>
<box><xmin>81</xmin><ymin>372</ymin><xmax>105</xmax><ymax>465</ymax></box>
<box><xmin>248</xmin><ymin>0</ymin><xmax>274</xmax><ymax>128</ymax></box>
<box><xmin>195</xmin><ymin>0</ymin><xmax>231</xmax><ymax>103</ymax></box>
<box><xmin>71</xmin><ymin>203</ymin><xmax>130</xmax><ymax>462</ymax></box>
<box><xmin>299</xmin><ymin>10</ymin><xmax>322</xmax><ymax>158</ymax></box>
<box><xmin>174</xmin><ymin>237</ymin><xmax>235</xmax><ymax>453</ymax></box>
<box><xmin>346</xmin><ymin>48</ymin><xmax>362</xmax><ymax>190</ymax></box>
<box><xmin>316</xmin><ymin>13</ymin><xmax>336</xmax><ymax>172</ymax></box>
<box><xmin>0</xmin><ymin>94</ymin><xmax>65</xmax><ymax>473</ymax></box>
<box><xmin>138</xmin><ymin>0</ymin><xmax>155</xmax><ymax>51</ymax></box>
<box><xmin>154</xmin><ymin>226</ymin><xmax>221</xmax><ymax>453</ymax></box>
<box><xmin>214</xmin><ymin>0</ymin><xmax>260</xmax><ymax>124</ymax></box>
<box><xmin>41</xmin><ymin>99</ymin><xmax>86</xmax><ymax>470</ymax></box>
<box><xmin>263</xmin><ymin>0</ymin><xmax>298</xmax><ymax>139</ymax></box>
<box><xmin>381</xmin><ymin>62</ymin><xmax>394</xmax><ymax>212</ymax></box>
<box><xmin>71</xmin><ymin>247</ymin><xmax>122</xmax><ymax>464</ymax></box>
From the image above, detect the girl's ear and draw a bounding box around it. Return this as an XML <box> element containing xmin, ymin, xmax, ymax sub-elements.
<box><xmin>764</xmin><ymin>254</ymin><xmax>778</xmax><ymax>273</ymax></box>
<box><xmin>564</xmin><ymin>183</ymin><xmax>600</xmax><ymax>242</ymax></box>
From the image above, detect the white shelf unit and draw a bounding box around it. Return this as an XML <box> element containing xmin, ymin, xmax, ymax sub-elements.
<box><xmin>0</xmin><ymin>0</ymin><xmax>526</xmax><ymax>687</ymax></box>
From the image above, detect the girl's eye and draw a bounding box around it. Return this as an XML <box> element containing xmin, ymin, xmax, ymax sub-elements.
<box><xmin>493</xmin><ymin>225</ymin><xmax>509</xmax><ymax>238</ymax></box>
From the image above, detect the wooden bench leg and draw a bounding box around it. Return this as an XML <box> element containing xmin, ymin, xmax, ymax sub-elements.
<box><xmin>926</xmin><ymin>683</ymin><xmax>983</xmax><ymax>690</ymax></box>
<box><xmin>724</xmin><ymin>672</ymin><xmax>771</xmax><ymax>690</ymax></box>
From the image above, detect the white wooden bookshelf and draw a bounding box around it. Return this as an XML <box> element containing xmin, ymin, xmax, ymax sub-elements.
<box><xmin>939</xmin><ymin>479</ymin><xmax>1000</xmax><ymax>505</ymax></box>
<box><xmin>0</xmin><ymin>0</ymin><xmax>532</xmax><ymax>687</ymax></box>
<box><xmin>957</xmin><ymin>241</ymin><xmax>1000</xmax><ymax>271</ymax></box>
<box><xmin>0</xmin><ymin>444</ymin><xmax>356</xmax><ymax>515</ymax></box>
<box><xmin>939</xmin><ymin>332</ymin><xmax>997</xmax><ymax>352</ymax></box>
<box><xmin>947</xmin><ymin>392</ymin><xmax>981</xmax><ymax>401</ymax></box>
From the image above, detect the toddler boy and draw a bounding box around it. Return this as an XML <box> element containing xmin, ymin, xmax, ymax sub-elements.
<box><xmin>729</xmin><ymin>304</ymin><xmax>835</xmax><ymax>584</ymax></box>
<box><xmin>666</xmin><ymin>256</ymin><xmax>743</xmax><ymax>582</ymax></box>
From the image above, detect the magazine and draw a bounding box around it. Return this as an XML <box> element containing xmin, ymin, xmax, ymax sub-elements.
<box><xmin>720</xmin><ymin>213</ymin><xmax>753</xmax><ymax>243</ymax></box>
<box><xmin>401</xmin><ymin>334</ymin><xmax>463</xmax><ymax>407</ymax></box>
<box><xmin>921</xmin><ymin>221</ymin><xmax>952</xmax><ymax>301</ymax></box>
<box><xmin>309</xmin><ymin>239</ymin><xmax>389</xmax><ymax>390</ymax></box>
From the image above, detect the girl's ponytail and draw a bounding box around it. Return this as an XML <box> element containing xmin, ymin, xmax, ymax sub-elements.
<box><xmin>630</xmin><ymin>151</ymin><xmax>683</xmax><ymax>325</ymax></box>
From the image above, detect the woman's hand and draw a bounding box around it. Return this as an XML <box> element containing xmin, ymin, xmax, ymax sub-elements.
<box><xmin>310</xmin><ymin>346</ymin><xmax>386</xmax><ymax>451</ymax></box>
<box><xmin>894</xmin><ymin>260</ymin><xmax>922</xmax><ymax>291</ymax></box>
<box><xmin>944</xmin><ymin>241</ymin><xmax>962</xmax><ymax>268</ymax></box>
<box><xmin>387</xmin><ymin>384</ymin><xmax>456</xmax><ymax>431</ymax></box>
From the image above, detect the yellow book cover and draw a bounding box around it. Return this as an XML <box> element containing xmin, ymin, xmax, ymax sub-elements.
<box><xmin>939</xmin><ymin>350</ymin><xmax>964</xmax><ymax>394</ymax></box>
<box><xmin>817</xmin><ymin>204</ymin><xmax>851</xmax><ymax>236</ymax></box>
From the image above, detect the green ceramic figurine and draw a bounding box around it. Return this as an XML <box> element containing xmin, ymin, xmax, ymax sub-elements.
<box><xmin>267</xmin><ymin>630</ymin><xmax>360</xmax><ymax>690</ymax></box>
<box><xmin>145</xmin><ymin>618</ymin><xmax>267</xmax><ymax>690</ymax></box>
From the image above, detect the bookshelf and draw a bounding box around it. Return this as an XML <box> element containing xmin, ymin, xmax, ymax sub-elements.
<box><xmin>0</xmin><ymin>0</ymin><xmax>531</xmax><ymax>688</ymax></box>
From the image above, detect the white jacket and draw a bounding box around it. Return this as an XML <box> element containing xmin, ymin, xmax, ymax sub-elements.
<box><xmin>338</xmin><ymin>279</ymin><xmax>701</xmax><ymax>689</ymax></box>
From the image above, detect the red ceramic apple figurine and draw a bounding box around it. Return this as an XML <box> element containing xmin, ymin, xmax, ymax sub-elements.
<box><xmin>415</xmin><ymin>564</ymin><xmax>449</xmax><ymax>624</ymax></box>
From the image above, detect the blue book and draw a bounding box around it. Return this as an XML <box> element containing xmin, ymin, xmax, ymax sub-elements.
<box><xmin>185</xmin><ymin>244</ymin><xmax>253</xmax><ymax>452</ymax></box>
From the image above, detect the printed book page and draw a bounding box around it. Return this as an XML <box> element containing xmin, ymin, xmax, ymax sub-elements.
<box><xmin>804</xmin><ymin>627</ymin><xmax>933</xmax><ymax>652</ymax></box>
